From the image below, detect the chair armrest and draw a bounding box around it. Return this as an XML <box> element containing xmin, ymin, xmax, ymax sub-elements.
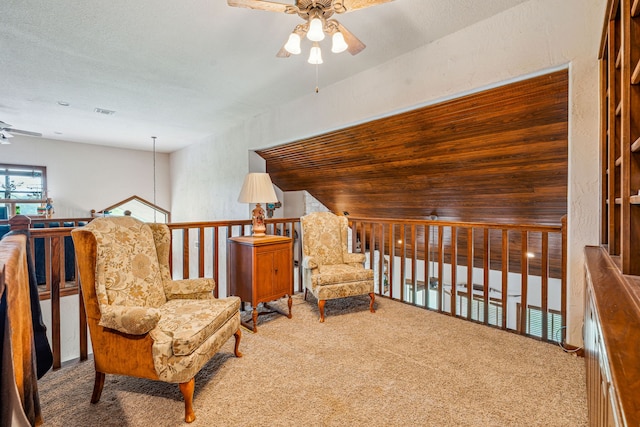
<box><xmin>165</xmin><ymin>278</ymin><xmax>215</xmax><ymax>300</ymax></box>
<box><xmin>99</xmin><ymin>305</ymin><xmax>161</xmax><ymax>335</ymax></box>
<box><xmin>343</xmin><ymin>253</ymin><xmax>366</xmax><ymax>265</ymax></box>
<box><xmin>302</xmin><ymin>256</ymin><xmax>318</xmax><ymax>270</ymax></box>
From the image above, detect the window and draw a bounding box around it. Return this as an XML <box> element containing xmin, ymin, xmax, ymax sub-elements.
<box><xmin>0</xmin><ymin>163</ymin><xmax>47</xmax><ymax>217</ymax></box>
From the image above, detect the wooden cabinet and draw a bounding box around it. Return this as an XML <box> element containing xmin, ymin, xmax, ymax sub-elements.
<box><xmin>584</xmin><ymin>246</ymin><xmax>640</xmax><ymax>426</ymax></box>
<box><xmin>227</xmin><ymin>235</ymin><xmax>293</xmax><ymax>332</ymax></box>
<box><xmin>600</xmin><ymin>0</ymin><xmax>640</xmax><ymax>274</ymax></box>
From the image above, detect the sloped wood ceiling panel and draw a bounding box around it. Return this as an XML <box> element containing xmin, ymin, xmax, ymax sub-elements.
<box><xmin>257</xmin><ymin>70</ymin><xmax>568</xmax><ymax>225</ymax></box>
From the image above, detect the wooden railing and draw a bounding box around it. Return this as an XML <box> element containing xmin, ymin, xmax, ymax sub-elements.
<box><xmin>0</xmin><ymin>214</ymin><xmax>567</xmax><ymax>369</ymax></box>
<box><xmin>348</xmin><ymin>216</ymin><xmax>567</xmax><ymax>340</ymax></box>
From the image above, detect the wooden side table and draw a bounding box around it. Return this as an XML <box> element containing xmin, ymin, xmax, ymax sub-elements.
<box><xmin>227</xmin><ymin>235</ymin><xmax>293</xmax><ymax>332</ymax></box>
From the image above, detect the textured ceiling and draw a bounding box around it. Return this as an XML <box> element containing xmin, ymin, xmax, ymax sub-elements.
<box><xmin>0</xmin><ymin>0</ymin><xmax>527</xmax><ymax>153</ymax></box>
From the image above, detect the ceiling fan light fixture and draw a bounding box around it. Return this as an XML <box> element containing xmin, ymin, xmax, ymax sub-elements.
<box><xmin>308</xmin><ymin>43</ymin><xmax>323</xmax><ymax>64</ymax></box>
<box><xmin>284</xmin><ymin>32</ymin><xmax>302</xmax><ymax>55</ymax></box>
<box><xmin>307</xmin><ymin>17</ymin><xmax>325</xmax><ymax>42</ymax></box>
<box><xmin>331</xmin><ymin>31</ymin><xmax>348</xmax><ymax>53</ymax></box>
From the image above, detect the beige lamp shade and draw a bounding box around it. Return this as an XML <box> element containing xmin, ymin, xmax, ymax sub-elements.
<box><xmin>237</xmin><ymin>173</ymin><xmax>278</xmax><ymax>204</ymax></box>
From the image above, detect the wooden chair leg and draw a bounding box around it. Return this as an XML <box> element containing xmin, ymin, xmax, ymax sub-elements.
<box><xmin>234</xmin><ymin>329</ymin><xmax>243</xmax><ymax>358</ymax></box>
<box><xmin>369</xmin><ymin>292</ymin><xmax>376</xmax><ymax>313</ymax></box>
<box><xmin>304</xmin><ymin>288</ymin><xmax>308</xmax><ymax>300</ymax></box>
<box><xmin>318</xmin><ymin>299</ymin><xmax>326</xmax><ymax>323</ymax></box>
<box><xmin>90</xmin><ymin>371</ymin><xmax>105</xmax><ymax>403</ymax></box>
<box><xmin>179</xmin><ymin>378</ymin><xmax>196</xmax><ymax>423</ymax></box>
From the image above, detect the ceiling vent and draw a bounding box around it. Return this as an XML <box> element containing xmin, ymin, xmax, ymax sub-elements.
<box><xmin>94</xmin><ymin>108</ymin><xmax>116</xmax><ymax>115</ymax></box>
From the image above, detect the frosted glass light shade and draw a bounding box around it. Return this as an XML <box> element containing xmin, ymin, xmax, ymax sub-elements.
<box><xmin>307</xmin><ymin>17</ymin><xmax>325</xmax><ymax>41</ymax></box>
<box><xmin>331</xmin><ymin>31</ymin><xmax>348</xmax><ymax>53</ymax></box>
<box><xmin>308</xmin><ymin>45</ymin><xmax>323</xmax><ymax>64</ymax></box>
<box><xmin>238</xmin><ymin>173</ymin><xmax>278</xmax><ymax>203</ymax></box>
<box><xmin>284</xmin><ymin>33</ymin><xmax>301</xmax><ymax>55</ymax></box>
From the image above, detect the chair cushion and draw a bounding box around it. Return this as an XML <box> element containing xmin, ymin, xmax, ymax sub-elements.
<box><xmin>98</xmin><ymin>305</ymin><xmax>161</xmax><ymax>335</ymax></box>
<box><xmin>156</xmin><ymin>297</ymin><xmax>241</xmax><ymax>357</ymax></box>
<box><xmin>313</xmin><ymin>264</ymin><xmax>374</xmax><ymax>286</ymax></box>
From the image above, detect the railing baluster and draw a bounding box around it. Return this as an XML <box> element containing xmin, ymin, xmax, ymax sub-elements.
<box><xmin>388</xmin><ymin>225</ymin><xmax>395</xmax><ymax>300</ymax></box>
<box><xmin>369</xmin><ymin>223</ymin><xmax>375</xmax><ymax>275</ymax></box>
<box><xmin>467</xmin><ymin>227</ymin><xmax>473</xmax><ymax>321</ymax></box>
<box><xmin>542</xmin><ymin>231</ymin><xmax>549</xmax><ymax>341</ymax></box>
<box><xmin>410</xmin><ymin>224</ymin><xmax>417</xmax><ymax>305</ymax></box>
<box><xmin>51</xmin><ymin>235</ymin><xmax>61</xmax><ymax>369</ymax></box>
<box><xmin>400</xmin><ymin>224</ymin><xmax>406</xmax><ymax>302</ymax></box>
<box><xmin>520</xmin><ymin>230</ymin><xmax>529</xmax><ymax>335</ymax></box>
<box><xmin>451</xmin><ymin>226</ymin><xmax>458</xmax><ymax>317</ymax></box>
<box><xmin>501</xmin><ymin>229</ymin><xmax>508</xmax><ymax>330</ymax></box>
<box><xmin>425</xmin><ymin>224</ymin><xmax>430</xmax><ymax>309</ymax></box>
<box><xmin>182</xmin><ymin>228</ymin><xmax>190</xmax><ymax>279</ymax></box>
<box><xmin>437</xmin><ymin>225</ymin><xmax>443</xmax><ymax>313</ymax></box>
<box><xmin>44</xmin><ymin>236</ymin><xmax>51</xmax><ymax>294</ymax></box>
<box><xmin>561</xmin><ymin>215</ymin><xmax>568</xmax><ymax>345</ymax></box>
<box><xmin>483</xmin><ymin>228</ymin><xmax>490</xmax><ymax>325</ymax></box>
<box><xmin>199</xmin><ymin>227</ymin><xmax>205</xmax><ymax>278</ymax></box>
<box><xmin>361</xmin><ymin>221</ymin><xmax>367</xmax><ymax>255</ymax></box>
<box><xmin>213</xmin><ymin>226</ymin><xmax>220</xmax><ymax>298</ymax></box>
<box><xmin>379</xmin><ymin>224</ymin><xmax>386</xmax><ymax>295</ymax></box>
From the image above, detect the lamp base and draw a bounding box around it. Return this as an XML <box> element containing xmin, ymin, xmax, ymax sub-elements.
<box><xmin>251</xmin><ymin>203</ymin><xmax>267</xmax><ymax>237</ymax></box>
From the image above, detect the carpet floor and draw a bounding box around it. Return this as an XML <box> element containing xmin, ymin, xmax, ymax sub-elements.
<box><xmin>37</xmin><ymin>294</ymin><xmax>586</xmax><ymax>426</ymax></box>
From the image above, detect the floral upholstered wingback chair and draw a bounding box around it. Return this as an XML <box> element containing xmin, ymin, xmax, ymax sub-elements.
<box><xmin>300</xmin><ymin>212</ymin><xmax>375</xmax><ymax>322</ymax></box>
<box><xmin>71</xmin><ymin>216</ymin><xmax>242</xmax><ymax>423</ymax></box>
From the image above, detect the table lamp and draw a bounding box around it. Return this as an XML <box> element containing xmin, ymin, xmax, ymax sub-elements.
<box><xmin>238</xmin><ymin>173</ymin><xmax>279</xmax><ymax>237</ymax></box>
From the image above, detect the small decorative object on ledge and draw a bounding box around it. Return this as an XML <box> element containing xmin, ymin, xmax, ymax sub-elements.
<box><xmin>45</xmin><ymin>198</ymin><xmax>54</xmax><ymax>218</ymax></box>
<box><xmin>266</xmin><ymin>201</ymin><xmax>281</xmax><ymax>218</ymax></box>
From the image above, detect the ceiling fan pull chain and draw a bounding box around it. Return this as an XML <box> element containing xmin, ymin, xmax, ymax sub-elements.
<box><xmin>315</xmin><ymin>64</ymin><xmax>320</xmax><ymax>93</ymax></box>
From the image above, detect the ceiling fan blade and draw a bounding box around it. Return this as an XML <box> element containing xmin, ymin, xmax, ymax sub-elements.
<box><xmin>333</xmin><ymin>0</ymin><xmax>394</xmax><ymax>13</ymax></box>
<box><xmin>5</xmin><ymin>128</ymin><xmax>42</xmax><ymax>137</ymax></box>
<box><xmin>337</xmin><ymin>22</ymin><xmax>366</xmax><ymax>55</ymax></box>
<box><xmin>227</xmin><ymin>0</ymin><xmax>297</xmax><ymax>14</ymax></box>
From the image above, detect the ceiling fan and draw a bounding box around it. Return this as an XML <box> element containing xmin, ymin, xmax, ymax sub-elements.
<box><xmin>227</xmin><ymin>0</ymin><xmax>394</xmax><ymax>62</ymax></box>
<box><xmin>0</xmin><ymin>121</ymin><xmax>42</xmax><ymax>144</ymax></box>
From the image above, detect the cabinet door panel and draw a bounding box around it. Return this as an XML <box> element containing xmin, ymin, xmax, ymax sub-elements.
<box><xmin>255</xmin><ymin>252</ymin><xmax>274</xmax><ymax>300</ymax></box>
<box><xmin>272</xmin><ymin>248</ymin><xmax>292</xmax><ymax>296</ymax></box>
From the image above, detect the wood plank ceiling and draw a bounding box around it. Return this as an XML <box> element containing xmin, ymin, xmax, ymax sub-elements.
<box><xmin>257</xmin><ymin>70</ymin><xmax>568</xmax><ymax>226</ymax></box>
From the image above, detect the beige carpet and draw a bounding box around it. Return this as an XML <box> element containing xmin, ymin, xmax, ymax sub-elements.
<box><xmin>38</xmin><ymin>294</ymin><xmax>586</xmax><ymax>426</ymax></box>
